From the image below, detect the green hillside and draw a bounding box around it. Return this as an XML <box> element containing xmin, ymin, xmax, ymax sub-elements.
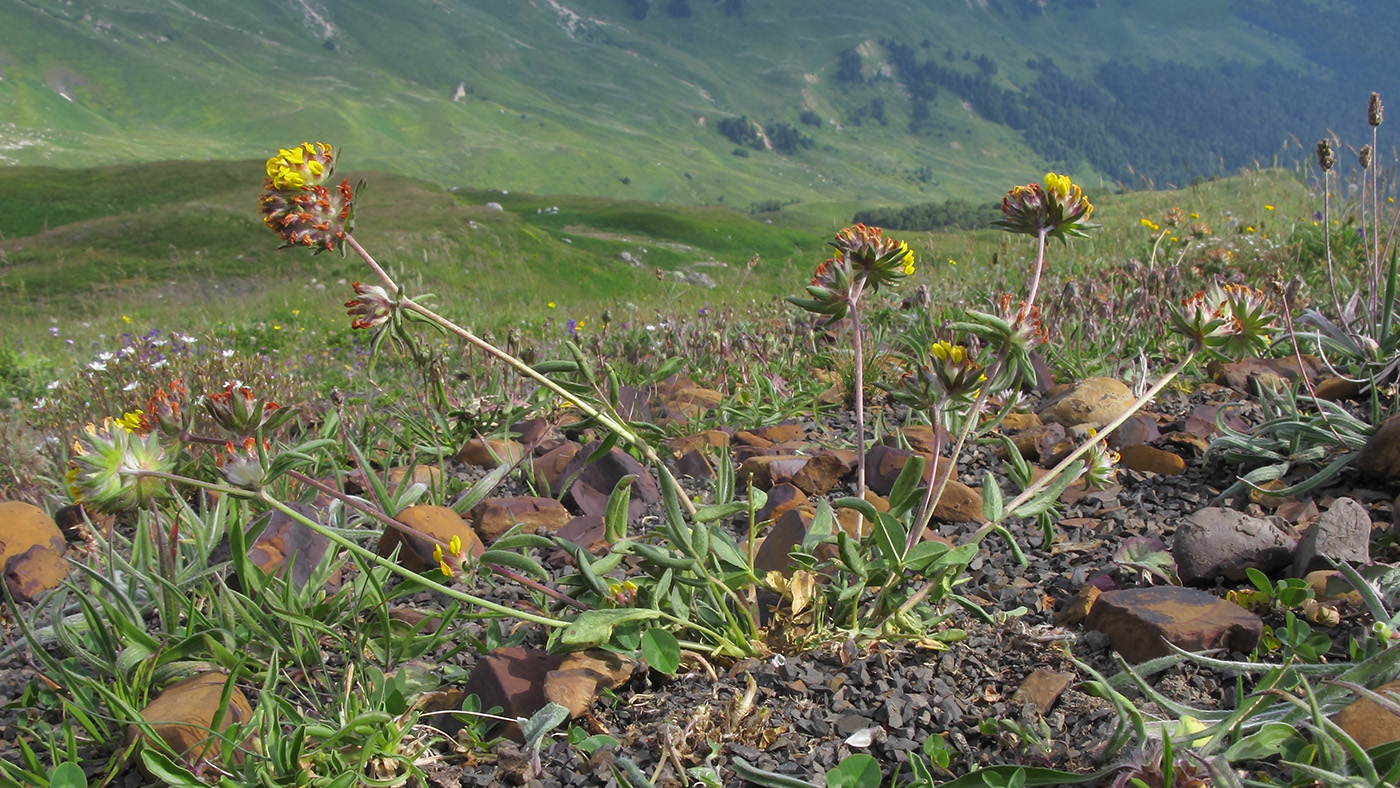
<box><xmin>0</xmin><ymin>0</ymin><xmax>1386</xmax><ymax>215</ymax></box>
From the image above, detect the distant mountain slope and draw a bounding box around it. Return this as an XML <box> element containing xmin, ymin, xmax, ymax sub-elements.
<box><xmin>0</xmin><ymin>0</ymin><xmax>1387</xmax><ymax>211</ymax></box>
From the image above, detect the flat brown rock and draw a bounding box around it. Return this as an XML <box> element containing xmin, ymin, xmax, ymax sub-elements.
<box><xmin>245</xmin><ymin>502</ymin><xmax>337</xmax><ymax>591</ymax></box>
<box><xmin>532</xmin><ymin>441</ymin><xmax>581</xmax><ymax>497</ymax></box>
<box><xmin>1084</xmin><ymin>586</ymin><xmax>1262</xmax><ymax>663</ymax></box>
<box><xmin>754</xmin><ymin>508</ymin><xmax>814</xmax><ymax>576</ymax></box>
<box><xmin>455</xmin><ymin>438</ymin><xmax>525</xmax><ymax>468</ymax></box>
<box><xmin>756</xmin><ymin>483</ymin><xmax>809</xmax><ymax>523</ymax></box>
<box><xmin>1012</xmin><ymin>669</ymin><xmax>1076</xmax><ymax>715</ymax></box>
<box><xmin>129</xmin><ymin>672</ymin><xmax>253</xmax><ymax>769</ymax></box>
<box><xmin>469</xmin><ymin>496</ymin><xmax>572</xmax><ymax>542</ymax></box>
<box><xmin>1038</xmin><ymin>377</ymin><xmax>1135</xmax><ymax>428</ymax></box>
<box><xmin>1357</xmin><ymin>414</ymin><xmax>1400</xmax><ymax>481</ymax></box>
<box><xmin>379</xmin><ymin>505</ymin><xmax>485</xmax><ymax>572</ymax></box>
<box><xmin>1333</xmin><ymin>679</ymin><xmax>1400</xmax><ymax>751</ymax></box>
<box><xmin>462</xmin><ymin>646</ymin><xmax>565</xmax><ymax>741</ymax></box>
<box><xmin>668</xmin><ymin>429</ymin><xmax>731</xmax><ymax>458</ymax></box>
<box><xmin>0</xmin><ymin>501</ymin><xmax>68</xmax><ymax>602</ymax></box>
<box><xmin>739</xmin><ymin>454</ymin><xmax>806</xmax><ymax>490</ymax></box>
<box><xmin>1117</xmin><ymin>445</ymin><xmax>1185</xmax><ymax>476</ymax></box>
<box><xmin>558</xmin><ymin>442</ymin><xmax>661</xmax><ymax>520</ymax></box>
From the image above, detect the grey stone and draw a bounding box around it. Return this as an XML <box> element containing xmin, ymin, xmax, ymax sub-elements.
<box><xmin>1291</xmin><ymin>497</ymin><xmax>1373</xmax><ymax>577</ymax></box>
<box><xmin>1172</xmin><ymin>506</ymin><xmax>1297</xmax><ymax>584</ymax></box>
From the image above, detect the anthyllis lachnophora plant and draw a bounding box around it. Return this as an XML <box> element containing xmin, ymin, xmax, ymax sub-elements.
<box><xmin>788</xmin><ymin>222</ymin><xmax>915</xmax><ymax>510</ymax></box>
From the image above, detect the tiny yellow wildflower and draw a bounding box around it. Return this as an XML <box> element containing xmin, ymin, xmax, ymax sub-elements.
<box><xmin>1189</xmin><ymin>212</ymin><xmax>1199</xmax><ymax>219</ymax></box>
<box><xmin>948</xmin><ymin>258</ymin><xmax>956</xmax><ymax>266</ymax></box>
<box><xmin>1140</xmin><ymin>219</ymin><xmax>1160</xmax><ymax>232</ymax></box>
<box><xmin>432</xmin><ymin>534</ymin><xmax>463</xmax><ymax>576</ymax></box>
<box><xmin>1246</xmin><ymin>226</ymin><xmax>1256</xmax><ymax>233</ymax></box>
<box><xmin>547</xmin><ymin>302</ymin><xmax>556</xmax><ymax>309</ymax></box>
<box><xmin>122</xmin><ymin>315</ymin><xmax>131</xmax><ymax>324</ymax></box>
<box><xmin>1044</xmin><ymin>172</ymin><xmax>1072</xmax><ymax>200</ymax></box>
<box><xmin>1264</xmin><ymin>204</ymin><xmax>1274</xmax><ymax>211</ymax></box>
<box><xmin>930</xmin><ymin>340</ymin><xmax>968</xmax><ymax>364</ymax></box>
<box><xmin>119</xmin><ymin>410</ymin><xmax>144</xmax><ymax>432</ymax></box>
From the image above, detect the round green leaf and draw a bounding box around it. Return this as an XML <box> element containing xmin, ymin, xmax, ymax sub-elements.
<box><xmin>826</xmin><ymin>753</ymin><xmax>881</xmax><ymax>788</ymax></box>
<box><xmin>640</xmin><ymin>628</ymin><xmax>680</xmax><ymax>674</ymax></box>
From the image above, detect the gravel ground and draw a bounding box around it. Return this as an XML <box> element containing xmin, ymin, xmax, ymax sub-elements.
<box><xmin>1</xmin><ymin>384</ymin><xmax>1389</xmax><ymax>788</ymax></box>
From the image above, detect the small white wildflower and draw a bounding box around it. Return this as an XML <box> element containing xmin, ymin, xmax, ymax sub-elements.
<box><xmin>88</xmin><ymin>361</ymin><xmax>107</xmax><ymax>371</ymax></box>
<box><xmin>122</xmin><ymin>381</ymin><xmax>139</xmax><ymax>392</ymax></box>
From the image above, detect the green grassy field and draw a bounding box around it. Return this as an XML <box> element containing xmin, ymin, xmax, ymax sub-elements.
<box><xmin>0</xmin><ymin>0</ymin><xmax>1340</xmax><ymax>215</ymax></box>
<box><xmin>0</xmin><ymin>153</ymin><xmax>1324</xmax><ymax>414</ymax></box>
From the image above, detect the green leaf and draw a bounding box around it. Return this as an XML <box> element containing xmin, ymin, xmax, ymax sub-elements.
<box><xmin>450</xmin><ymin>463</ymin><xmax>512</xmax><ymax>515</ymax></box>
<box><xmin>560</xmin><ymin>609</ymin><xmax>661</xmax><ymax>649</ymax></box>
<box><xmin>47</xmin><ymin>763</ymin><xmax>87</xmax><ymax>788</ymax></box>
<box><xmin>826</xmin><ymin>754</ymin><xmax>881</xmax><ymax>788</ymax></box>
<box><xmin>887</xmin><ymin>454</ymin><xmax>926</xmax><ymax>516</ymax></box>
<box><xmin>730</xmin><ymin>756</ymin><xmax>820</xmax><ymax>788</ymax></box>
<box><xmin>1012</xmin><ymin>461</ymin><xmax>1083</xmax><ymax>518</ymax></box>
<box><xmin>1225</xmin><ymin>721</ymin><xmax>1302</xmax><ymax>763</ymax></box>
<box><xmin>832</xmin><ymin>496</ymin><xmax>881</xmax><ymax>524</ymax></box>
<box><xmin>982</xmin><ymin>471</ymin><xmax>1004</xmax><ymax>522</ymax></box>
<box><xmin>872</xmin><ymin>512</ymin><xmax>908</xmax><ymax>565</ymax></box>
<box><xmin>802</xmin><ymin>500</ymin><xmax>836</xmax><ymax>554</ymax></box>
<box><xmin>605</xmin><ymin>474</ymin><xmax>637</xmax><ymax>543</ymax></box>
<box><xmin>519</xmin><ymin>702</ymin><xmax>570</xmax><ymax>750</ymax></box>
<box><xmin>138</xmin><ymin>750</ymin><xmax>206</xmax><ymax>788</ymax></box>
<box><xmin>693</xmin><ymin>501</ymin><xmax>749</xmax><ymax>523</ymax></box>
<box><xmin>480</xmin><ymin>550</ymin><xmax>549</xmax><ymax>582</ymax></box>
<box><xmin>640</xmin><ymin>628</ymin><xmax>681</xmax><ymax>674</ymax></box>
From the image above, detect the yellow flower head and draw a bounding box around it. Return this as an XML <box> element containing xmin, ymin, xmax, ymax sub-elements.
<box><xmin>265</xmin><ymin>142</ymin><xmax>335</xmax><ymax>191</ymax></box>
<box><xmin>997</xmin><ymin>174</ymin><xmax>1094</xmax><ymax>240</ymax></box>
<box><xmin>930</xmin><ymin>340</ymin><xmax>968</xmax><ymax>365</ymax></box>
<box><xmin>1140</xmin><ymin>218</ymin><xmax>1160</xmax><ymax>232</ymax></box>
<box><xmin>433</xmin><ymin>534</ymin><xmax>464</xmax><ymax>576</ymax></box>
<box><xmin>828</xmin><ymin>224</ymin><xmax>914</xmax><ymax>291</ymax></box>
<box><xmin>118</xmin><ymin>410</ymin><xmax>145</xmax><ymax>433</ymax></box>
<box><xmin>1044</xmin><ymin>172</ymin><xmax>1072</xmax><ymax>200</ymax></box>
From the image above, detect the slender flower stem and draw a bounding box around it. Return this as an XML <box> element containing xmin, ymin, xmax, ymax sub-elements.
<box><xmin>994</xmin><ymin>351</ymin><xmax>1195</xmax><ymax>523</ymax></box>
<box><xmin>849</xmin><ymin>278</ymin><xmax>869</xmax><ymax>510</ymax></box>
<box><xmin>904</xmin><ymin>403</ymin><xmax>943</xmax><ymax>557</ymax></box>
<box><xmin>917</xmin><ymin>355</ymin><xmax>1002</xmax><ymax>538</ymax></box>
<box><xmin>1021</xmin><ymin>228</ymin><xmax>1050</xmax><ymax>322</ymax></box>
<box><xmin>343</xmin><ymin>234</ymin><xmax>696</xmax><ymax>516</ymax></box>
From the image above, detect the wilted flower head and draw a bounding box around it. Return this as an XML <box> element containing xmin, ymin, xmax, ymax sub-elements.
<box><xmin>1163</xmin><ymin>207</ymin><xmax>1186</xmax><ymax>228</ymax></box>
<box><xmin>1188</xmin><ymin>222</ymin><xmax>1212</xmax><ymax>239</ymax></box>
<box><xmin>67</xmin><ymin>417</ymin><xmax>174</xmax><ymax>512</ymax></box>
<box><xmin>140</xmin><ymin>379</ymin><xmax>191</xmax><ymax>437</ymax></box>
<box><xmin>1317</xmin><ymin>139</ymin><xmax>1336</xmax><ymax>172</ymax></box>
<box><xmin>259</xmin><ymin>142</ymin><xmax>358</xmax><ymax>254</ymax></box>
<box><xmin>996</xmin><ymin>172</ymin><xmax>1095</xmax><ymax>240</ymax></box>
<box><xmin>1083</xmin><ymin>429</ymin><xmax>1119</xmax><ymax>491</ymax></box>
<box><xmin>217</xmin><ymin>437</ymin><xmax>269</xmax><ymax>489</ymax></box>
<box><xmin>345</xmin><ymin>281</ymin><xmax>395</xmax><ymax>331</ymax></box>
<box><xmin>1169</xmin><ymin>284</ymin><xmax>1277</xmax><ymax>356</ymax></box>
<box><xmin>205</xmin><ymin>383</ymin><xmax>297</xmax><ymax>436</ymax></box>
<box><xmin>1370</xmin><ymin>92</ymin><xmax>1384</xmax><ymax>127</ymax></box>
